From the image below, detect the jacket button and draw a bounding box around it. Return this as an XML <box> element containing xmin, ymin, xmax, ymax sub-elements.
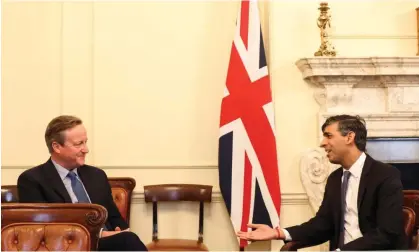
<box><xmin>68</xmin><ymin>240</ymin><xmax>73</xmax><ymax>244</ymax></box>
<box><xmin>41</xmin><ymin>241</ymin><xmax>45</xmax><ymax>245</ymax></box>
<box><xmin>13</xmin><ymin>240</ymin><xmax>18</xmax><ymax>244</ymax></box>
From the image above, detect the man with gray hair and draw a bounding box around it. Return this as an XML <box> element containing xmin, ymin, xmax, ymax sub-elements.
<box><xmin>18</xmin><ymin>115</ymin><xmax>147</xmax><ymax>251</ymax></box>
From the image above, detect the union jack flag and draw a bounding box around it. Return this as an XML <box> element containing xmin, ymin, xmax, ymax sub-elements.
<box><xmin>218</xmin><ymin>0</ymin><xmax>281</xmax><ymax>248</ymax></box>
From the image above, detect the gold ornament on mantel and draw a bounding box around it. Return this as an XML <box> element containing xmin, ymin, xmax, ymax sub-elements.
<box><xmin>314</xmin><ymin>2</ymin><xmax>336</xmax><ymax>57</ymax></box>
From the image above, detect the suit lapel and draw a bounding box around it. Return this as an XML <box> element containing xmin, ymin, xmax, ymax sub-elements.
<box><xmin>43</xmin><ymin>159</ymin><xmax>72</xmax><ymax>203</ymax></box>
<box><xmin>357</xmin><ymin>155</ymin><xmax>373</xmax><ymax>210</ymax></box>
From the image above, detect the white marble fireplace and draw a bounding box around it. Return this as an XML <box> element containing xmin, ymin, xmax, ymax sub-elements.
<box><xmin>295</xmin><ymin>57</ymin><xmax>419</xmax><ymax>217</ymax></box>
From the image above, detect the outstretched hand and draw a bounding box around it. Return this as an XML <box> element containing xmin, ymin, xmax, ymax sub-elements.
<box><xmin>236</xmin><ymin>224</ymin><xmax>281</xmax><ymax>241</ymax></box>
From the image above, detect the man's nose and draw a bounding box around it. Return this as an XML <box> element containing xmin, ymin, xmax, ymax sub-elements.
<box><xmin>320</xmin><ymin>138</ymin><xmax>327</xmax><ymax>148</ymax></box>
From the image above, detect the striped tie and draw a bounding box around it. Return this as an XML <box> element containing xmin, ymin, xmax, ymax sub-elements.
<box><xmin>67</xmin><ymin>171</ymin><xmax>90</xmax><ymax>203</ymax></box>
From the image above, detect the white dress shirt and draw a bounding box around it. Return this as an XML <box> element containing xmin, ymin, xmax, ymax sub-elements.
<box><xmin>341</xmin><ymin>152</ymin><xmax>365</xmax><ymax>245</ymax></box>
<box><xmin>282</xmin><ymin>152</ymin><xmax>366</xmax><ymax>247</ymax></box>
<box><xmin>51</xmin><ymin>159</ymin><xmax>92</xmax><ymax>203</ymax></box>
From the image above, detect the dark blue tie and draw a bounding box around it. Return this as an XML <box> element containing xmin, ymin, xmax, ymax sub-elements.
<box><xmin>339</xmin><ymin>171</ymin><xmax>351</xmax><ymax>248</ymax></box>
<box><xmin>67</xmin><ymin>171</ymin><xmax>90</xmax><ymax>203</ymax></box>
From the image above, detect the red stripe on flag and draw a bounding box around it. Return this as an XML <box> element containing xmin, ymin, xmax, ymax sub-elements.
<box><xmin>240</xmin><ymin>152</ymin><xmax>252</xmax><ymax>248</ymax></box>
<box><xmin>240</xmin><ymin>1</ymin><xmax>249</xmax><ymax>50</ymax></box>
<box><xmin>242</xmin><ymin>107</ymin><xmax>281</xmax><ymax>215</ymax></box>
<box><xmin>220</xmin><ymin>45</ymin><xmax>271</xmax><ymax>128</ymax></box>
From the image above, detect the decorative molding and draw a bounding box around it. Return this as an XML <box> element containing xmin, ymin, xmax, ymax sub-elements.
<box><xmin>295</xmin><ymin>57</ymin><xmax>419</xmax><ymax>140</ymax></box>
<box><xmin>132</xmin><ymin>191</ymin><xmax>308</xmax><ymax>206</ymax></box>
<box><xmin>296</xmin><ymin>57</ymin><xmax>419</xmax><ymax>83</ymax></box>
<box><xmin>280</xmin><ymin>193</ymin><xmax>310</xmax><ymax>205</ymax></box>
<box><xmin>1</xmin><ymin>166</ymin><xmax>27</xmax><ymax>170</ymax></box>
<box><xmin>329</xmin><ymin>34</ymin><xmax>416</xmax><ymax>40</ymax></box>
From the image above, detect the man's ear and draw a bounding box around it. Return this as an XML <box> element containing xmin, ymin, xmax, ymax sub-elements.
<box><xmin>52</xmin><ymin>142</ymin><xmax>61</xmax><ymax>153</ymax></box>
<box><xmin>346</xmin><ymin>132</ymin><xmax>356</xmax><ymax>145</ymax></box>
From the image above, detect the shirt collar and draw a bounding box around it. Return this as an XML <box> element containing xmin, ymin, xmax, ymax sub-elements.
<box><xmin>51</xmin><ymin>159</ymin><xmax>79</xmax><ymax>181</ymax></box>
<box><xmin>345</xmin><ymin>152</ymin><xmax>366</xmax><ymax>178</ymax></box>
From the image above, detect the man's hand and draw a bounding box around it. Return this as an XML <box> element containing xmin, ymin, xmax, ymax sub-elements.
<box><xmin>115</xmin><ymin>227</ymin><xmax>130</xmax><ymax>232</ymax></box>
<box><xmin>236</xmin><ymin>224</ymin><xmax>283</xmax><ymax>241</ymax></box>
<box><xmin>101</xmin><ymin>226</ymin><xmax>130</xmax><ymax>238</ymax></box>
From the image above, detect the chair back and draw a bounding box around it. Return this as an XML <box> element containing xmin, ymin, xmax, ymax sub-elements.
<box><xmin>404</xmin><ymin>190</ymin><xmax>419</xmax><ymax>249</ymax></box>
<box><xmin>108</xmin><ymin>177</ymin><xmax>136</xmax><ymax>224</ymax></box>
<box><xmin>1</xmin><ymin>203</ymin><xmax>107</xmax><ymax>251</ymax></box>
<box><xmin>404</xmin><ymin>206</ymin><xmax>416</xmax><ymax>247</ymax></box>
<box><xmin>1</xmin><ymin>185</ymin><xmax>18</xmax><ymax>203</ymax></box>
<box><xmin>144</xmin><ymin>184</ymin><xmax>212</xmax><ymax>251</ymax></box>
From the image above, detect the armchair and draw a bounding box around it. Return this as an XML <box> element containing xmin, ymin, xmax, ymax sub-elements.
<box><xmin>1</xmin><ymin>203</ymin><xmax>107</xmax><ymax>251</ymax></box>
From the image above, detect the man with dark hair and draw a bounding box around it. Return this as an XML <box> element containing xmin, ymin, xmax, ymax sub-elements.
<box><xmin>18</xmin><ymin>115</ymin><xmax>148</xmax><ymax>251</ymax></box>
<box><xmin>237</xmin><ymin>114</ymin><xmax>407</xmax><ymax>250</ymax></box>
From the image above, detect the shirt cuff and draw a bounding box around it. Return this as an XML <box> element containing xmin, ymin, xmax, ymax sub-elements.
<box><xmin>282</xmin><ymin>228</ymin><xmax>292</xmax><ymax>241</ymax></box>
<box><xmin>99</xmin><ymin>228</ymin><xmax>104</xmax><ymax>238</ymax></box>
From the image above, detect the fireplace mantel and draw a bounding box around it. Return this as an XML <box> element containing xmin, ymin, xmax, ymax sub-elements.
<box><xmin>295</xmin><ymin>57</ymin><xmax>419</xmax><ymax>139</ymax></box>
<box><xmin>295</xmin><ymin>57</ymin><xmax>419</xmax><ymax>231</ymax></box>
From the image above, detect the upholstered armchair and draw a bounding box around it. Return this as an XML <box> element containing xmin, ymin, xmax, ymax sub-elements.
<box><xmin>108</xmin><ymin>177</ymin><xmax>136</xmax><ymax>224</ymax></box>
<box><xmin>1</xmin><ymin>203</ymin><xmax>107</xmax><ymax>251</ymax></box>
<box><xmin>2</xmin><ymin>177</ymin><xmax>136</xmax><ymax>224</ymax></box>
<box><xmin>403</xmin><ymin>190</ymin><xmax>419</xmax><ymax>249</ymax></box>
